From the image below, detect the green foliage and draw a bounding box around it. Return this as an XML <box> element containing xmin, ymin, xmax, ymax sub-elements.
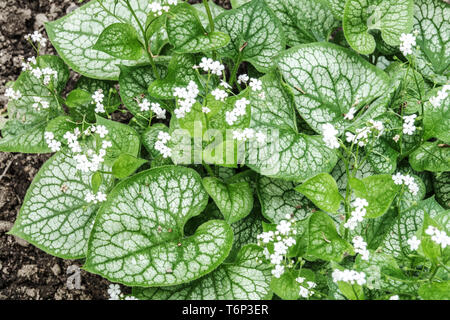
<box><xmin>3</xmin><ymin>0</ymin><xmax>449</xmax><ymax>301</ymax></box>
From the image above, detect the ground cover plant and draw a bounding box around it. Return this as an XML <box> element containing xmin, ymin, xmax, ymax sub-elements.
<box><xmin>1</xmin><ymin>0</ymin><xmax>449</xmax><ymax>300</ymax></box>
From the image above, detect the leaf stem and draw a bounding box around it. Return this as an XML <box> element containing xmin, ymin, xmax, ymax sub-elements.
<box><xmin>123</xmin><ymin>0</ymin><xmax>160</xmax><ymax>79</ymax></box>
<box><xmin>202</xmin><ymin>0</ymin><xmax>215</xmax><ymax>33</ymax></box>
<box><xmin>203</xmin><ymin>162</ymin><xmax>215</xmax><ymax>177</ymax></box>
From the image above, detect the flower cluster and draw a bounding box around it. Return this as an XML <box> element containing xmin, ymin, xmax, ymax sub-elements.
<box><xmin>173</xmin><ymin>81</ymin><xmax>199</xmax><ymax>118</ymax></box>
<box><xmin>344</xmin><ymin>198</ymin><xmax>368</xmax><ymax>230</ymax></box>
<box><xmin>30</xmin><ymin>66</ymin><xmax>58</xmax><ymax>86</ymax></box>
<box><xmin>225</xmin><ymin>97</ymin><xmax>250</xmax><ymax>125</ymax></box>
<box><xmin>322</xmin><ymin>123</ymin><xmax>340</xmax><ymax>149</ymax></box>
<box><xmin>425</xmin><ymin>226</ymin><xmax>450</xmax><ymax>249</ymax></box>
<box><xmin>352</xmin><ymin>236</ymin><xmax>369</xmax><ymax>261</ymax></box>
<box><xmin>232</xmin><ymin>128</ymin><xmax>266</xmax><ymax>143</ymax></box>
<box><xmin>155</xmin><ymin>131</ymin><xmax>172</xmax><ymax>158</ymax></box>
<box><xmin>345</xmin><ymin>120</ymin><xmax>384</xmax><ymax>147</ymax></box>
<box><xmin>195</xmin><ymin>57</ymin><xmax>225</xmax><ymax>76</ymax></box>
<box><xmin>107</xmin><ymin>284</ymin><xmax>139</xmax><ymax>300</ymax></box>
<box><xmin>237</xmin><ymin>74</ymin><xmax>249</xmax><ymax>85</ymax></box>
<box><xmin>92</xmin><ymin>89</ymin><xmax>105</xmax><ymax>113</ymax></box>
<box><xmin>24</xmin><ymin>31</ymin><xmax>47</xmax><ymax>47</ymax></box>
<box><xmin>211</xmin><ymin>88</ymin><xmax>228</xmax><ymax>101</ymax></box>
<box><xmin>139</xmin><ymin>98</ymin><xmax>166</xmax><ymax>119</ymax></box>
<box><xmin>296</xmin><ymin>277</ymin><xmax>317</xmax><ymax>299</ymax></box>
<box><xmin>399</xmin><ymin>32</ymin><xmax>417</xmax><ymax>56</ymax></box>
<box><xmin>429</xmin><ymin>84</ymin><xmax>450</xmax><ymax>108</ymax></box>
<box><xmin>62</xmin><ymin>125</ymin><xmax>112</xmax><ymax>173</ymax></box>
<box><xmin>332</xmin><ymin>269</ymin><xmax>366</xmax><ymax>286</ymax></box>
<box><xmin>407</xmin><ymin>235</ymin><xmax>421</xmax><ymax>251</ymax></box>
<box><xmin>85</xmin><ymin>191</ymin><xmax>107</xmax><ymax>204</ymax></box>
<box><xmin>402</xmin><ymin>114</ymin><xmax>417</xmax><ymax>135</ymax></box>
<box><xmin>44</xmin><ymin>132</ymin><xmax>61</xmax><ymax>152</ymax></box>
<box><xmin>21</xmin><ymin>56</ymin><xmax>37</xmax><ymax>71</ymax></box>
<box><xmin>257</xmin><ymin>214</ymin><xmax>297</xmax><ymax>279</ymax></box>
<box><xmin>392</xmin><ymin>172</ymin><xmax>419</xmax><ymax>195</ymax></box>
<box><xmin>4</xmin><ymin>88</ymin><xmax>22</xmax><ymax>101</ymax></box>
<box><xmin>32</xmin><ymin>97</ymin><xmax>50</xmax><ymax>111</ymax></box>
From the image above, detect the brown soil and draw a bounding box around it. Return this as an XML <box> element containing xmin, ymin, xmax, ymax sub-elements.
<box><xmin>0</xmin><ymin>0</ymin><xmax>230</xmax><ymax>300</ymax></box>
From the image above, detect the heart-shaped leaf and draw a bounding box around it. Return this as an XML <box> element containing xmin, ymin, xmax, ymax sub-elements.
<box><xmin>131</xmin><ymin>245</ymin><xmax>271</xmax><ymax>299</ymax></box>
<box><xmin>433</xmin><ymin>172</ymin><xmax>450</xmax><ymax>209</ymax></box>
<box><xmin>349</xmin><ymin>174</ymin><xmax>401</xmax><ymax>218</ymax></box>
<box><xmin>215</xmin><ymin>0</ymin><xmax>285</xmax><ymax>72</ymax></box>
<box><xmin>411</xmin><ymin>0</ymin><xmax>450</xmax><ymax>85</ymax></box>
<box><xmin>265</xmin><ymin>0</ymin><xmax>340</xmax><ymax>46</ymax></box>
<box><xmin>246</xmin><ymin>72</ymin><xmax>338</xmax><ymax>181</ymax></box>
<box><xmin>119</xmin><ymin>64</ymin><xmax>167</xmax><ymax>118</ymax></box>
<box><xmin>148</xmin><ymin>54</ymin><xmax>198</xmax><ymax>100</ymax></box>
<box><xmin>382</xmin><ymin>197</ymin><xmax>443</xmax><ymax>259</ymax></box>
<box><xmin>419</xmin><ymin>281</ymin><xmax>450</xmax><ymax>300</ymax></box>
<box><xmin>278</xmin><ymin>43</ymin><xmax>390</xmax><ymax>134</ymax></box>
<box><xmin>85</xmin><ymin>166</ymin><xmax>233</xmax><ymax>286</ymax></box>
<box><xmin>409</xmin><ymin>142</ymin><xmax>450</xmax><ymax>173</ymax></box>
<box><xmin>9</xmin><ymin>152</ymin><xmax>113</xmax><ymax>258</ymax></box>
<box><xmin>202</xmin><ymin>177</ymin><xmax>253</xmax><ymax>224</ymax></box>
<box><xmin>93</xmin><ymin>23</ymin><xmax>143</xmax><ymax>60</ymax></box>
<box><xmin>0</xmin><ymin>55</ymin><xmax>69</xmax><ymax>153</ymax></box>
<box><xmin>423</xmin><ymin>87</ymin><xmax>450</xmax><ymax>144</ymax></box>
<box><xmin>45</xmin><ymin>0</ymin><xmax>155</xmax><ymax>79</ymax></box>
<box><xmin>95</xmin><ymin>116</ymin><xmax>141</xmax><ymax>166</ymax></box>
<box><xmin>166</xmin><ymin>3</ymin><xmax>230</xmax><ymax>53</ymax></box>
<box><xmin>295</xmin><ymin>173</ymin><xmax>343</xmax><ymax>213</ymax></box>
<box><xmin>308</xmin><ymin>211</ymin><xmax>353</xmax><ymax>262</ymax></box>
<box><xmin>343</xmin><ymin>0</ymin><xmax>414</xmax><ymax>54</ymax></box>
<box><xmin>257</xmin><ymin>176</ymin><xmax>315</xmax><ymax>224</ymax></box>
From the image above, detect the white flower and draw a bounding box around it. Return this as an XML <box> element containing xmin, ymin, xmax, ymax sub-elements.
<box><xmin>296</xmin><ymin>277</ymin><xmax>305</xmax><ymax>284</ymax></box>
<box><xmin>25</xmin><ymin>31</ymin><xmax>47</xmax><ymax>47</ymax></box>
<box><xmin>95</xmin><ymin>125</ymin><xmax>109</xmax><ymax>138</ymax></box>
<box><xmin>202</xmin><ymin>106</ymin><xmax>211</xmax><ymax>114</ymax></box>
<box><xmin>271</xmin><ymin>264</ymin><xmax>285</xmax><ymax>278</ymax></box>
<box><xmin>155</xmin><ymin>131</ymin><xmax>172</xmax><ymax>158</ymax></box>
<box><xmin>344</xmin><ymin>198</ymin><xmax>368</xmax><ymax>230</ymax></box>
<box><xmin>344</xmin><ymin>107</ymin><xmax>357</xmax><ymax>120</ymax></box>
<box><xmin>407</xmin><ymin>236</ymin><xmax>421</xmax><ymax>251</ymax></box>
<box><xmin>257</xmin><ymin>231</ymin><xmax>274</xmax><ymax>244</ymax></box>
<box><xmin>249</xmin><ymin>78</ymin><xmax>262</xmax><ymax>92</ymax></box>
<box><xmin>210</xmin><ymin>60</ymin><xmax>225</xmax><ymax>76</ymax></box>
<box><xmin>96</xmin><ymin>192</ymin><xmax>107</xmax><ymax>202</ymax></box>
<box><xmin>399</xmin><ymin>33</ymin><xmax>416</xmax><ymax>56</ymax></box>
<box><xmin>299</xmin><ymin>287</ymin><xmax>310</xmax><ymax>298</ymax></box>
<box><xmin>389</xmin><ymin>295</ymin><xmax>400</xmax><ymax>300</ymax></box>
<box><xmin>32</xmin><ymin>97</ymin><xmax>50</xmax><ymax>111</ymax></box>
<box><xmin>150</xmin><ymin>102</ymin><xmax>166</xmax><ymax>119</ymax></box>
<box><xmin>425</xmin><ymin>226</ymin><xmax>450</xmax><ymax>249</ymax></box>
<box><xmin>332</xmin><ymin>269</ymin><xmax>366</xmax><ymax>285</ymax></box>
<box><xmin>393</xmin><ymin>134</ymin><xmax>400</xmax><ymax>142</ymax></box>
<box><xmin>392</xmin><ymin>172</ymin><xmax>404</xmax><ymax>185</ymax></box>
<box><xmin>352</xmin><ymin>236</ymin><xmax>370</xmax><ymax>261</ymax></box>
<box><xmin>5</xmin><ymin>88</ymin><xmax>22</xmax><ymax>101</ymax></box>
<box><xmin>277</xmin><ymin>220</ymin><xmax>291</xmax><ymax>235</ymax></box>
<box><xmin>226</xmin><ymin>98</ymin><xmax>250</xmax><ymax>125</ymax></box>
<box><xmin>345</xmin><ymin>132</ymin><xmax>356</xmax><ymax>143</ymax></box>
<box><xmin>220</xmin><ymin>80</ymin><xmax>232</xmax><ymax>89</ymax></box>
<box><xmin>139</xmin><ymin>98</ymin><xmax>150</xmax><ymax>112</ymax></box>
<box><xmin>322</xmin><ymin>123</ymin><xmax>340</xmax><ymax>149</ymax></box>
<box><xmin>211</xmin><ymin>88</ymin><xmax>228</xmax><ymax>101</ymax></box>
<box><xmin>237</xmin><ymin>74</ymin><xmax>249</xmax><ymax>85</ymax></box>
<box><xmin>167</xmin><ymin>0</ymin><xmax>178</xmax><ymax>5</ymax></box>
<box><xmin>429</xmin><ymin>85</ymin><xmax>450</xmax><ymax>108</ymax></box>
<box><xmin>108</xmin><ymin>284</ymin><xmax>122</xmax><ymax>300</ymax></box>
<box><xmin>197</xmin><ymin>57</ymin><xmax>224</xmax><ymax>76</ymax></box>
<box><xmin>402</xmin><ymin>114</ymin><xmax>417</xmax><ymax>135</ymax></box>
<box><xmin>173</xmin><ymin>81</ymin><xmax>199</xmax><ymax>118</ymax></box>
<box><xmin>21</xmin><ymin>56</ymin><xmax>37</xmax><ymax>71</ymax></box>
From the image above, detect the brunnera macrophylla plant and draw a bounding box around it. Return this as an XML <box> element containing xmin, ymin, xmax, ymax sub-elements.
<box><xmin>1</xmin><ymin>0</ymin><xmax>449</xmax><ymax>301</ymax></box>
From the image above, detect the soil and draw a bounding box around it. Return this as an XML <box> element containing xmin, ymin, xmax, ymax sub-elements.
<box><xmin>0</xmin><ymin>0</ymin><xmax>230</xmax><ymax>300</ymax></box>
